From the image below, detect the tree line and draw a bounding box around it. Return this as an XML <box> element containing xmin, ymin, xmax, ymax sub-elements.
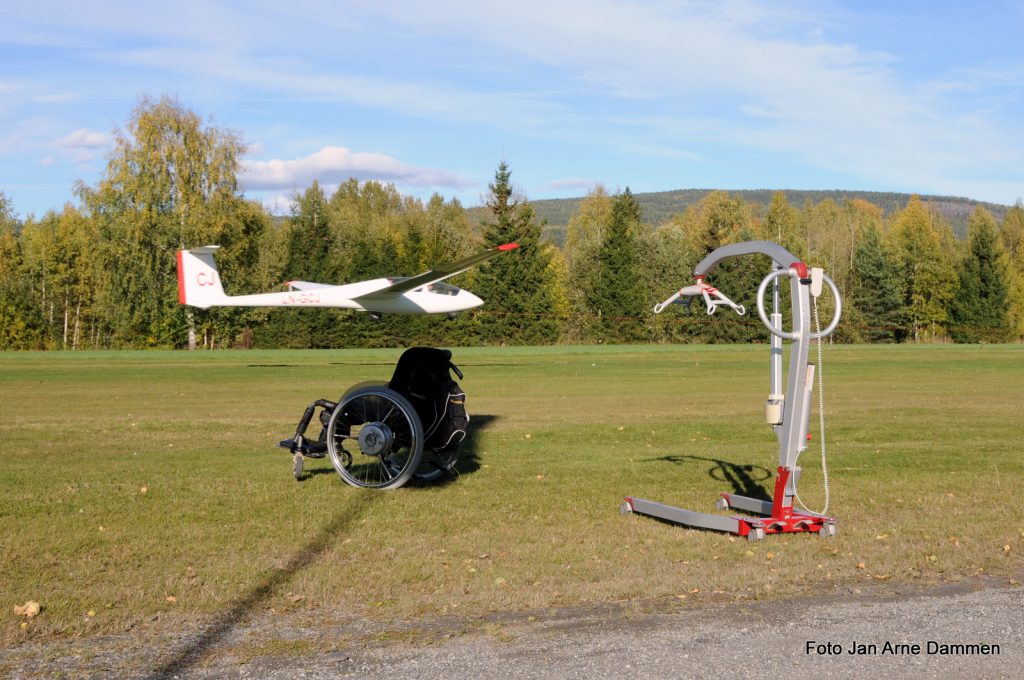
<box><xmin>1</xmin><ymin>96</ymin><xmax>1022</xmax><ymax>350</ymax></box>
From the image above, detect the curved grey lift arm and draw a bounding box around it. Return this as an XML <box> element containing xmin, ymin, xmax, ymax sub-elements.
<box><xmin>693</xmin><ymin>240</ymin><xmax>802</xmax><ymax>277</ymax></box>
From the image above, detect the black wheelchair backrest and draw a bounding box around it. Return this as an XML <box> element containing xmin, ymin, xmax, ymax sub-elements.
<box><xmin>389</xmin><ymin>347</ymin><xmax>460</xmax><ymax>394</ymax></box>
<box><xmin>388</xmin><ymin>347</ymin><xmax>467</xmax><ymax>451</ymax></box>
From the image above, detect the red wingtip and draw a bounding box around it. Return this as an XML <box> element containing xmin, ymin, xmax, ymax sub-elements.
<box><xmin>497</xmin><ymin>243</ymin><xmax>519</xmax><ymax>251</ymax></box>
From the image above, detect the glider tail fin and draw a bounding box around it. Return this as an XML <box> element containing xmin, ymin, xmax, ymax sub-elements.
<box><xmin>177</xmin><ymin>246</ymin><xmax>228</xmax><ymax>309</ymax></box>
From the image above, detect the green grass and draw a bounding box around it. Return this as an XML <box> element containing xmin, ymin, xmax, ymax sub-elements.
<box><xmin>2</xmin><ymin>344</ymin><xmax>1023</xmax><ymax>643</ymax></box>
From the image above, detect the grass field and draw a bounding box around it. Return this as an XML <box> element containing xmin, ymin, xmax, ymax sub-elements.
<box><xmin>2</xmin><ymin>344</ymin><xmax>1023</xmax><ymax>644</ymax></box>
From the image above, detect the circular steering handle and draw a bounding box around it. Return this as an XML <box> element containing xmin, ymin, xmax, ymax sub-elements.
<box><xmin>756</xmin><ymin>268</ymin><xmax>842</xmax><ymax>341</ymax></box>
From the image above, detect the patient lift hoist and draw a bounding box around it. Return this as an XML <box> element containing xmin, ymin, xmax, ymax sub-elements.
<box><xmin>621</xmin><ymin>241</ymin><xmax>842</xmax><ymax>541</ymax></box>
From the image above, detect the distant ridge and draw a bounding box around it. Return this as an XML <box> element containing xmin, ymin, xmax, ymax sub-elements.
<box><xmin>469</xmin><ymin>189</ymin><xmax>1012</xmax><ymax>244</ymax></box>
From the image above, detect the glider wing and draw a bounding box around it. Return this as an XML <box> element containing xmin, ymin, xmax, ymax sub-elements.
<box><xmin>351</xmin><ymin>243</ymin><xmax>519</xmax><ymax>301</ymax></box>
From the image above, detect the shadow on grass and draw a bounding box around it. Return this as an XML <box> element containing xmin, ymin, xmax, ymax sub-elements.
<box><xmin>407</xmin><ymin>413</ymin><xmax>495</xmax><ymax>488</ymax></box>
<box><xmin>328</xmin><ymin>361</ymin><xmax>404</xmax><ymax>366</ymax></box>
<box><xmin>444</xmin><ymin>413</ymin><xmax>493</xmax><ymax>479</ymax></box>
<box><xmin>148</xmin><ymin>416</ymin><xmax>497</xmax><ymax>676</ymax></box>
<box><xmin>297</xmin><ymin>464</ymin><xmax>335</xmax><ymax>480</ymax></box>
<box><xmin>644</xmin><ymin>454</ymin><xmax>773</xmax><ymax>501</ymax></box>
<box><xmin>146</xmin><ymin>492</ymin><xmax>379</xmax><ymax>679</ymax></box>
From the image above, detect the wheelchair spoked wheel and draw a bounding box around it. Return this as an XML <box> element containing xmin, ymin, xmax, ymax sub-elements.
<box><xmin>326</xmin><ymin>386</ymin><xmax>424</xmax><ymax>489</ymax></box>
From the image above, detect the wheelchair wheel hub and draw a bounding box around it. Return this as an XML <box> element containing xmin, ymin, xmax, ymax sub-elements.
<box><xmin>358</xmin><ymin>423</ymin><xmax>393</xmax><ymax>456</ymax></box>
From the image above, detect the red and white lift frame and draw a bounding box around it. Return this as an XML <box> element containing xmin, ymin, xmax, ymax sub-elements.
<box><xmin>622</xmin><ymin>241</ymin><xmax>842</xmax><ymax>540</ymax></box>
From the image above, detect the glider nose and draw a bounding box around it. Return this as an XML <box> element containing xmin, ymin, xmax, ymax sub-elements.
<box><xmin>461</xmin><ymin>290</ymin><xmax>484</xmax><ymax>310</ymax></box>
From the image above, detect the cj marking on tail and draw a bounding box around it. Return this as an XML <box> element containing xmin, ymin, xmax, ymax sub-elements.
<box><xmin>196</xmin><ymin>272</ymin><xmax>217</xmax><ymax>287</ymax></box>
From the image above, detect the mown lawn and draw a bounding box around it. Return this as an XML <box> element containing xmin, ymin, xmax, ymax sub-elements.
<box><xmin>2</xmin><ymin>344</ymin><xmax>1022</xmax><ymax>642</ymax></box>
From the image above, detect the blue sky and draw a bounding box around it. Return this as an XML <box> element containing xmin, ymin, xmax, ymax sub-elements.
<box><xmin>2</xmin><ymin>0</ymin><xmax>1023</xmax><ymax>219</ymax></box>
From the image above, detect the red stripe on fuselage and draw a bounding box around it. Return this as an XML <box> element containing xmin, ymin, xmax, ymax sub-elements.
<box><xmin>176</xmin><ymin>250</ymin><xmax>187</xmax><ymax>304</ymax></box>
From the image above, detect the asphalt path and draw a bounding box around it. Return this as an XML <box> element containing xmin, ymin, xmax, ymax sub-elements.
<box><xmin>5</xmin><ymin>581</ymin><xmax>1021</xmax><ymax>679</ymax></box>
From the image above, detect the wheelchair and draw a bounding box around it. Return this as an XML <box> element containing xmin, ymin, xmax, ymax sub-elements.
<box><xmin>279</xmin><ymin>347</ymin><xmax>468</xmax><ymax>489</ymax></box>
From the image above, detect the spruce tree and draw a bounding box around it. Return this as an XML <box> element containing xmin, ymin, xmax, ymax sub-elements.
<box><xmin>590</xmin><ymin>188</ymin><xmax>644</xmax><ymax>342</ymax></box>
<box><xmin>472</xmin><ymin>162</ymin><xmax>559</xmax><ymax>344</ymax></box>
<box><xmin>949</xmin><ymin>208</ymin><xmax>1011</xmax><ymax>343</ymax></box>
<box><xmin>850</xmin><ymin>224</ymin><xmax>905</xmax><ymax>342</ymax></box>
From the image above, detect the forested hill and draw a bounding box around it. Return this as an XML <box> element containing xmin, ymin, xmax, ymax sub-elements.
<box><xmin>468</xmin><ymin>189</ymin><xmax>1011</xmax><ymax>244</ymax></box>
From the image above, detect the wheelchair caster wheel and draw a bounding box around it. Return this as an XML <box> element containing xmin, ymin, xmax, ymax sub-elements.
<box><xmin>292</xmin><ymin>452</ymin><xmax>304</xmax><ymax>480</ymax></box>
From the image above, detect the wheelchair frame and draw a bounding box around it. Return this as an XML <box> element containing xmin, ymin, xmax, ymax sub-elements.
<box><xmin>279</xmin><ymin>350</ymin><xmax>466</xmax><ymax>490</ymax></box>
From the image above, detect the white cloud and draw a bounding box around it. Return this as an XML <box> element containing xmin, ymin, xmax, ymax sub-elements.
<box><xmin>55</xmin><ymin>128</ymin><xmax>111</xmax><ymax>149</ymax></box>
<box><xmin>50</xmin><ymin>128</ymin><xmax>112</xmax><ymax>166</ymax></box>
<box><xmin>546</xmin><ymin>177</ymin><xmax>599</xmax><ymax>191</ymax></box>
<box><xmin>256</xmin><ymin>192</ymin><xmax>297</xmax><ymax>216</ymax></box>
<box><xmin>240</xmin><ymin>145</ymin><xmax>472</xmax><ymax>191</ymax></box>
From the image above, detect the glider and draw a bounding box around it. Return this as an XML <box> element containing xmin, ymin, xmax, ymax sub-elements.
<box><xmin>177</xmin><ymin>243</ymin><xmax>518</xmax><ymax>315</ymax></box>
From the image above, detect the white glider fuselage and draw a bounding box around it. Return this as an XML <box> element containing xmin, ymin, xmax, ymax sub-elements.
<box><xmin>177</xmin><ymin>246</ymin><xmax>502</xmax><ymax>315</ymax></box>
<box><xmin>207</xmin><ymin>279</ymin><xmax>483</xmax><ymax>315</ymax></box>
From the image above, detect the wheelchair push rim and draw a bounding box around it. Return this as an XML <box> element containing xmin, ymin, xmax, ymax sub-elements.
<box><xmin>326</xmin><ymin>386</ymin><xmax>424</xmax><ymax>489</ymax></box>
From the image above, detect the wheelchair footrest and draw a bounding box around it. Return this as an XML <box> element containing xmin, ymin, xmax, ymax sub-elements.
<box><xmin>278</xmin><ymin>438</ymin><xmax>328</xmax><ymax>457</ymax></box>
